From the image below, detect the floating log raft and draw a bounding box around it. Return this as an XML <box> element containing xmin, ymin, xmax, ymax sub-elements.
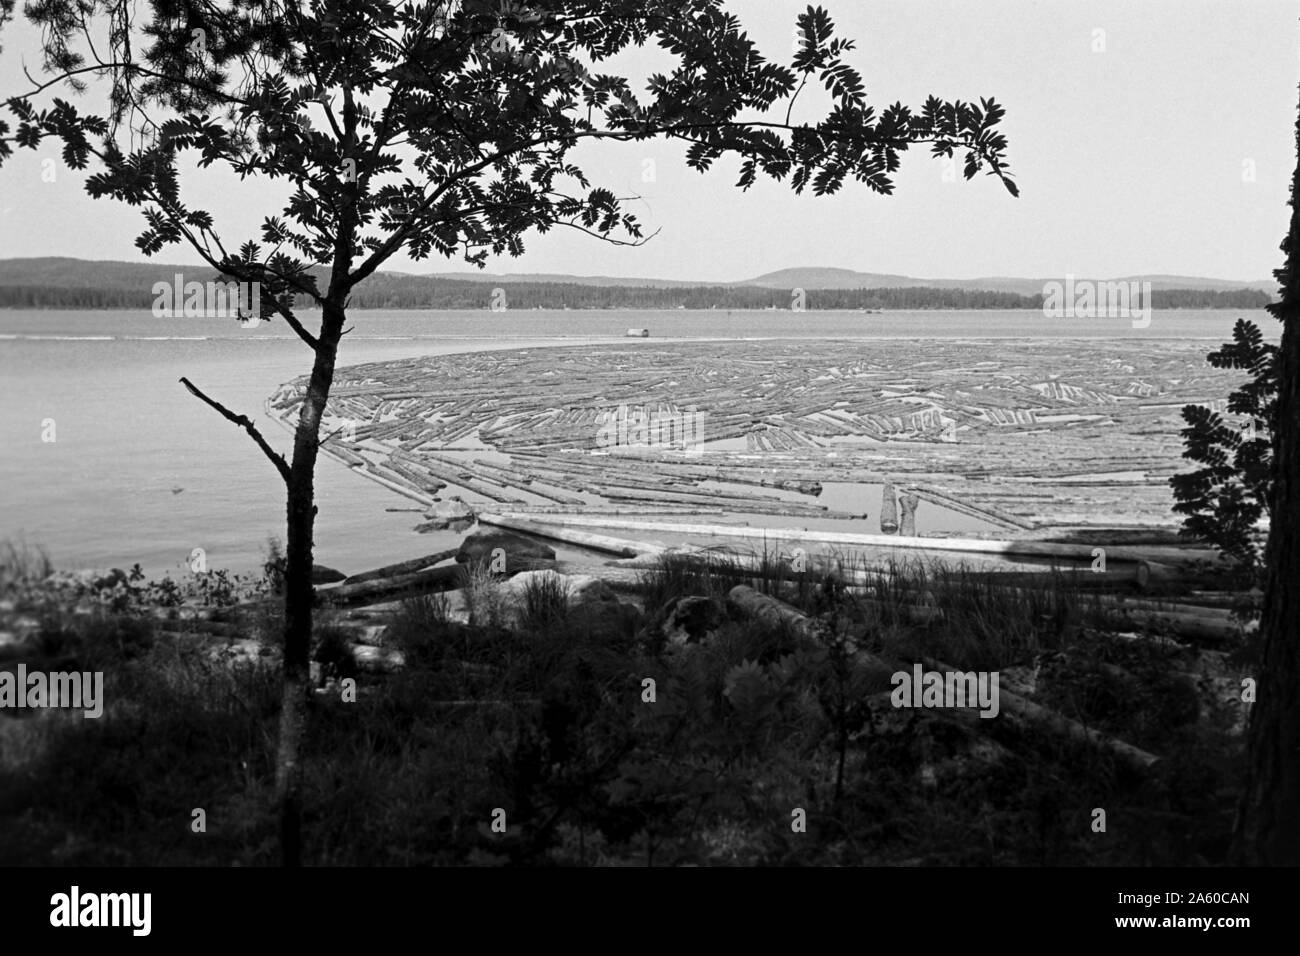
<box><xmin>269</xmin><ymin>338</ymin><xmax>1252</xmax><ymax>536</ymax></box>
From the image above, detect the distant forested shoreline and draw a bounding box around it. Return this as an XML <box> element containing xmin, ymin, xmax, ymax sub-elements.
<box><xmin>0</xmin><ymin>279</ymin><xmax>1271</xmax><ymax>311</ymax></box>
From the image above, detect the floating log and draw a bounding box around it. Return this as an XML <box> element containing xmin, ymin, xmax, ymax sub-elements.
<box><xmin>493</xmin><ymin>503</ymin><xmax>726</xmax><ymax>517</ymax></box>
<box><xmin>899</xmin><ymin>493</ymin><xmax>919</xmax><ymax>537</ymax></box>
<box><xmin>321</xmin><ymin>443</ymin><xmax>368</xmax><ymax>468</ymax></box>
<box><xmin>880</xmin><ymin>482</ymin><xmax>899</xmax><ymax>534</ymax></box>
<box><xmin>907</xmin><ymin>485</ymin><xmax>1036</xmax><ymax>531</ymax></box>
<box><xmin>357</xmin><ymin>465</ymin><xmax>437</xmax><ymax>506</ymax></box>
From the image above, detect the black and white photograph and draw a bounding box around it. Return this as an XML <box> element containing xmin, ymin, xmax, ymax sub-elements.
<box><xmin>0</xmin><ymin>0</ymin><xmax>1290</xmax><ymax>930</ymax></box>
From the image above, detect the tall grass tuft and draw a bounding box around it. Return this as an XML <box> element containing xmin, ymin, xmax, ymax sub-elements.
<box><xmin>519</xmin><ymin>572</ymin><xmax>571</xmax><ymax>631</ymax></box>
<box><xmin>385</xmin><ymin>590</ymin><xmax>454</xmax><ymax>667</ymax></box>
<box><xmin>464</xmin><ymin>562</ymin><xmax>509</xmax><ymax>630</ymax></box>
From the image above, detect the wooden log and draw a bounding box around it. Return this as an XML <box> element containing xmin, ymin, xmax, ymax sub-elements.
<box><xmin>906</xmin><ymin>486</ymin><xmax>1035</xmax><ymax>531</ymax></box>
<box><xmin>358</xmin><ymin>464</ymin><xmax>437</xmax><ymax>506</ymax></box>
<box><xmin>421</xmin><ymin>699</ymin><xmax>542</xmax><ymax>709</ymax></box>
<box><xmin>1096</xmin><ymin>596</ymin><xmax>1240</xmax><ymax>620</ymax></box>
<box><xmin>931</xmin><ymin>561</ymin><xmax>1183</xmax><ymax>590</ymax></box>
<box><xmin>726</xmin><ymin>584</ymin><xmax>909</xmax><ymax>660</ymax></box>
<box><xmin>880</xmin><ymin>482</ymin><xmax>899</xmax><ymax>533</ymax></box>
<box><xmin>632</xmin><ymin>551</ymin><xmax>943</xmax><ymax>622</ymax></box>
<box><xmin>339</xmin><ymin>549</ymin><xmax>460</xmax><ymax>586</ymax></box>
<box><xmin>477</xmin><ymin>513</ymin><xmax>664</xmax><ymax>558</ymax></box>
<box><xmin>1093</xmin><ymin>605</ymin><xmax>1251</xmax><ymax>644</ymax></box>
<box><xmin>321</xmin><ymin>564</ymin><xmax>469</xmax><ymax>607</ymax></box>
<box><xmin>382</xmin><ymin>458</ymin><xmax>447</xmax><ymax>494</ymax></box>
<box><xmin>321</xmin><ymin>443</ymin><xmax>367</xmax><ymax>468</ymax></box>
<box><xmin>590</xmin><ymin>486</ymin><xmax>839</xmax><ymax>518</ymax></box>
<box><xmin>617</xmin><ymin>544</ymin><xmax>861</xmax><ymax>580</ymax></box>
<box><xmin>899</xmin><ymin>493</ymin><xmax>919</xmax><ymax>537</ymax></box>
<box><xmin>497</xmin><ymin>515</ymin><xmax>1223</xmax><ymax>566</ymax></box>
<box><xmin>388</xmin><ymin>454</ymin><xmax>523</xmax><ymax>503</ymax></box>
<box><xmin>726</xmin><ymin>584</ymin><xmax>817</xmax><ymax>636</ymax></box>
<box><xmin>921</xmin><ymin>656</ymin><xmax>1159</xmax><ymax>772</ymax></box>
<box><xmin>494</xmin><ymin>503</ymin><xmax>726</xmax><ymax>517</ymax></box>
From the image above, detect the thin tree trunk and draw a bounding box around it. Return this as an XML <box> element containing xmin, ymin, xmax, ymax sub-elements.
<box><xmin>275</xmin><ymin>299</ymin><xmax>346</xmax><ymax>866</ymax></box>
<box><xmin>1232</xmin><ymin>89</ymin><xmax>1300</xmax><ymax>865</ymax></box>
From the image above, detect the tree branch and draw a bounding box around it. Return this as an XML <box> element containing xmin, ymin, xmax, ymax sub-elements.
<box><xmin>180</xmin><ymin>376</ymin><xmax>292</xmax><ymax>485</ymax></box>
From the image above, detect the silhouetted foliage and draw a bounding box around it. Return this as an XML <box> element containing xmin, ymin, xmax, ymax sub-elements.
<box><xmin>1170</xmin><ymin>318</ymin><xmax>1277</xmax><ymax>571</ymax></box>
<box><xmin>1</xmin><ymin>0</ymin><xmax>1020</xmax><ymax>864</ymax></box>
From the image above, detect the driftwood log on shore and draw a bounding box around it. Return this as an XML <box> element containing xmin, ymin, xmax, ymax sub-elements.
<box><xmin>921</xmin><ymin>656</ymin><xmax>1160</xmax><ymax>772</ymax></box>
<box><xmin>931</xmin><ymin>561</ymin><xmax>1182</xmax><ymax>590</ymax></box>
<box><xmin>490</xmin><ymin>514</ymin><xmax>1221</xmax><ymax>567</ymax></box>
<box><xmin>605</xmin><ymin>544</ymin><xmax>1247</xmax><ymax>639</ymax></box>
<box><xmin>339</xmin><ymin>549</ymin><xmax>460</xmax><ymax>586</ymax></box>
<box><xmin>320</xmin><ymin>563</ymin><xmax>468</xmax><ymax>607</ymax></box>
<box><xmin>722</xmin><ymin>586</ymin><xmax>1159</xmax><ymax>772</ymax></box>
<box><xmin>725</xmin><ymin>584</ymin><xmax>934</xmax><ymax>650</ymax></box>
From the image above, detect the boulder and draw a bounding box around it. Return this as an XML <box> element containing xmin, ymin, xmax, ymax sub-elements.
<box><xmin>661</xmin><ymin>594</ymin><xmax>728</xmax><ymax>646</ymax></box>
<box><xmin>456</xmin><ymin>529</ymin><xmax>555</xmax><ymax>573</ymax></box>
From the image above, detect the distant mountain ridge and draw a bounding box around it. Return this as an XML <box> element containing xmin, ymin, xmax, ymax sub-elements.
<box><xmin>0</xmin><ymin>257</ymin><xmax>1274</xmax><ymax>312</ymax></box>
<box><xmin>734</xmin><ymin>267</ymin><xmax>1275</xmax><ymax>296</ymax></box>
<box><xmin>0</xmin><ymin>257</ymin><xmax>1273</xmax><ymax>296</ymax></box>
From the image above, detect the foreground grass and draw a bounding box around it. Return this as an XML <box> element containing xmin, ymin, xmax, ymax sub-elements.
<box><xmin>0</xmin><ymin>546</ymin><xmax>1248</xmax><ymax>865</ymax></box>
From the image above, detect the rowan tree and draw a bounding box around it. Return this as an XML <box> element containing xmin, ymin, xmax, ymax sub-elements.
<box><xmin>0</xmin><ymin>0</ymin><xmax>1017</xmax><ymax>864</ymax></box>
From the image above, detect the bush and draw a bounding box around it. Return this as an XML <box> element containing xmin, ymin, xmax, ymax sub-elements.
<box><xmin>1170</xmin><ymin>318</ymin><xmax>1277</xmax><ymax>573</ymax></box>
<box><xmin>385</xmin><ymin>592</ymin><xmax>453</xmax><ymax>668</ymax></box>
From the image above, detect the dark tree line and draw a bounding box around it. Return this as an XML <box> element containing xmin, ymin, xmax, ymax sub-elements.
<box><xmin>0</xmin><ymin>278</ymin><xmax>1269</xmax><ymax>311</ymax></box>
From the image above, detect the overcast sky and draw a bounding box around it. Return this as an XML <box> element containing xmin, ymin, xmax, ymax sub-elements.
<box><xmin>0</xmin><ymin>0</ymin><xmax>1295</xmax><ymax>282</ymax></box>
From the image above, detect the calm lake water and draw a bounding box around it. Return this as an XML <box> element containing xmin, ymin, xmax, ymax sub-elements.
<box><xmin>0</xmin><ymin>307</ymin><xmax>1277</xmax><ymax>576</ymax></box>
